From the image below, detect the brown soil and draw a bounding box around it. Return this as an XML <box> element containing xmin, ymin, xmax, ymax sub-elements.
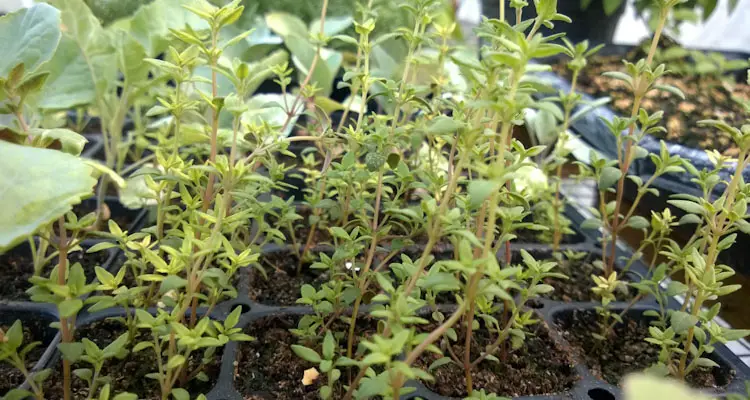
<box><xmin>0</xmin><ymin>318</ymin><xmax>55</xmax><ymax>395</ymax></box>
<box><xmin>47</xmin><ymin>319</ymin><xmax>221</xmax><ymax>400</ymax></box>
<box><xmin>552</xmin><ymin>49</ymin><xmax>750</xmax><ymax>157</ymax></box>
<box><xmin>556</xmin><ymin>309</ymin><xmax>735</xmax><ymax>387</ymax></box>
<box><xmin>416</xmin><ymin>319</ymin><xmax>578</xmax><ymax>397</ymax></box>
<box><xmin>248</xmin><ymin>251</ymin><xmax>329</xmax><ymax>306</ymax></box>
<box><xmin>291</xmin><ymin>207</ymin><xmax>332</xmax><ymax>245</ymax></box>
<box><xmin>235</xmin><ymin>314</ymin><xmax>380</xmax><ymax>400</ymax></box>
<box><xmin>0</xmin><ymin>248</ymin><xmax>110</xmax><ymax>302</ymax></box>
<box><xmin>541</xmin><ymin>254</ymin><xmax>636</xmax><ymax>303</ymax></box>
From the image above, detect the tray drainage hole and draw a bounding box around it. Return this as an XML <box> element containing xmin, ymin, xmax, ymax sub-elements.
<box><xmin>588</xmin><ymin>388</ymin><xmax>615</xmax><ymax>400</ymax></box>
<box><xmin>231</xmin><ymin>303</ymin><xmax>251</xmax><ymax>314</ymax></box>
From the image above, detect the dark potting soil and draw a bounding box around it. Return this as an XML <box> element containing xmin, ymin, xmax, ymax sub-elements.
<box><xmin>541</xmin><ymin>255</ymin><xmax>636</xmax><ymax>303</ymax></box>
<box><xmin>235</xmin><ymin>314</ymin><xmax>380</xmax><ymax>400</ymax></box>
<box><xmin>415</xmin><ymin>319</ymin><xmax>578</xmax><ymax>397</ymax></box>
<box><xmin>552</xmin><ymin>51</ymin><xmax>750</xmax><ymax>157</ymax></box>
<box><xmin>0</xmin><ymin>319</ymin><xmax>54</xmax><ymax>395</ymax></box>
<box><xmin>248</xmin><ymin>252</ymin><xmax>329</xmax><ymax>306</ymax></box>
<box><xmin>556</xmin><ymin>309</ymin><xmax>735</xmax><ymax>388</ymax></box>
<box><xmin>46</xmin><ymin>319</ymin><xmax>221</xmax><ymax>400</ymax></box>
<box><xmin>0</xmin><ymin>249</ymin><xmax>110</xmax><ymax>302</ymax></box>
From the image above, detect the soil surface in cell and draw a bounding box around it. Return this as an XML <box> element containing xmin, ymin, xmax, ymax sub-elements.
<box><xmin>0</xmin><ymin>249</ymin><xmax>110</xmax><ymax>301</ymax></box>
<box><xmin>46</xmin><ymin>319</ymin><xmax>221</xmax><ymax>400</ymax></box>
<box><xmin>556</xmin><ymin>309</ymin><xmax>735</xmax><ymax>387</ymax></box>
<box><xmin>247</xmin><ymin>250</ymin><xmax>330</xmax><ymax>306</ymax></box>
<box><xmin>0</xmin><ymin>318</ymin><xmax>55</xmax><ymax>394</ymax></box>
<box><xmin>415</xmin><ymin>319</ymin><xmax>578</xmax><ymax>397</ymax></box>
<box><xmin>552</xmin><ymin>45</ymin><xmax>750</xmax><ymax>157</ymax></box>
<box><xmin>236</xmin><ymin>314</ymin><xmax>380</xmax><ymax>400</ymax></box>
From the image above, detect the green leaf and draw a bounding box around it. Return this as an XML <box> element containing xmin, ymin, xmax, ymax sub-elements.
<box><xmin>580</xmin><ymin>218</ymin><xmax>602</xmax><ymax>230</ymax></box>
<box><xmin>428</xmin><ymin>356</ymin><xmax>452</xmax><ymax>371</ymax></box>
<box><xmin>0</xmin><ymin>141</ymin><xmax>96</xmax><ymax>251</ymax></box>
<box><xmin>242</xmin><ymin>93</ymin><xmax>303</xmax><ymax>137</ymax></box>
<box><xmin>88</xmin><ymin>242</ymin><xmax>117</xmax><ymax>254</ymax></box>
<box><xmin>322</xmin><ymin>331</ymin><xmax>335</xmax><ymax>360</ymax></box>
<box><xmin>73</xmin><ymin>368</ymin><xmax>93</xmax><ymax>382</ymax></box>
<box><xmin>102</xmin><ymin>333</ymin><xmax>129</xmax><ymax>359</ymax></box>
<box><xmin>0</xmin><ymin>4</ymin><xmax>61</xmax><ymax>78</ymax></box>
<box><xmin>112</xmin><ymin>393</ymin><xmax>138</xmax><ymax>400</ymax></box>
<box><xmin>653</xmin><ymin>84</ymin><xmax>685</xmax><ymax>100</ymax></box>
<box><xmin>361</xmin><ymin>352</ymin><xmax>390</xmax><ymax>365</ymax></box>
<box><xmin>171</xmin><ymin>388</ymin><xmax>189</xmax><ymax>400</ymax></box>
<box><xmin>5</xmin><ymin>321</ymin><xmax>23</xmax><ymax>350</ymax></box>
<box><xmin>110</xmin><ymin>0</ymin><xmax>208</xmax><ymax>57</ymax></box>
<box><xmin>2</xmin><ymin>389</ymin><xmax>35</xmax><ymax>400</ymax></box>
<box><xmin>695</xmin><ymin>358</ymin><xmax>719</xmax><ymax>368</ymax></box>
<box><xmin>265</xmin><ymin>12</ymin><xmax>308</xmax><ymax>39</ymax></box>
<box><xmin>468</xmin><ymin>179</ymin><xmax>500</xmax><ymax>209</ymax></box>
<box><xmin>671</xmin><ymin>311</ymin><xmax>699</xmax><ymax>334</ymax></box>
<box><xmin>166</xmin><ymin>355</ymin><xmax>186</xmax><ymax>370</ymax></box>
<box><xmin>291</xmin><ymin>47</ymin><xmax>342</xmax><ymax>96</ymax></box>
<box><xmin>603</xmin><ymin>0</ymin><xmax>624</xmax><ymax>15</ymax></box>
<box><xmin>627</xmin><ymin>216</ymin><xmax>649</xmax><ymax>230</ymax></box>
<box><xmin>159</xmin><ymin>275</ymin><xmax>188</xmax><ymax>294</ymax></box>
<box><xmin>668</xmin><ymin>200</ymin><xmax>704</xmax><ymax>216</ymax></box>
<box><xmin>427</xmin><ymin>115</ymin><xmax>463</xmax><ymax>134</ymax></box>
<box><xmin>57</xmin><ymin>342</ymin><xmax>84</xmax><ymax>362</ymax></box>
<box><xmin>98</xmin><ymin>383</ymin><xmax>110</xmax><ymax>400</ymax></box>
<box><xmin>309</xmin><ymin>16</ymin><xmax>353</xmax><ymax>37</ymax></box>
<box><xmin>598</xmin><ymin>166</ymin><xmax>622</xmax><ymax>190</ymax></box>
<box><xmin>59</xmin><ymin>299</ymin><xmax>84</xmax><ymax>318</ymax></box>
<box><xmin>47</xmin><ymin>0</ymin><xmax>117</xmax><ymax>100</ymax></box>
<box><xmin>291</xmin><ymin>345</ymin><xmax>321</xmax><ymax>363</ymax></box>
<box><xmin>38</xmin><ymin>36</ymin><xmax>95</xmax><ymax>109</ymax></box>
<box><xmin>27</xmin><ymin>128</ymin><xmax>88</xmax><ymax>156</ymax></box>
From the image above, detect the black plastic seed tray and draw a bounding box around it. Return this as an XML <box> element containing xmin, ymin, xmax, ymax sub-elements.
<box><xmin>532</xmin><ymin>44</ymin><xmax>750</xmax><ymax>198</ymax></box>
<box><xmin>5</xmin><ymin>202</ymin><xmax>750</xmax><ymax>399</ymax></box>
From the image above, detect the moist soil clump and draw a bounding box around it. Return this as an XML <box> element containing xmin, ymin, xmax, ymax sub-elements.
<box><xmin>0</xmin><ymin>248</ymin><xmax>110</xmax><ymax>301</ymax></box>
<box><xmin>235</xmin><ymin>314</ymin><xmax>380</xmax><ymax>400</ymax></box>
<box><xmin>556</xmin><ymin>309</ymin><xmax>734</xmax><ymax>387</ymax></box>
<box><xmin>416</xmin><ymin>319</ymin><xmax>577</xmax><ymax>397</ymax></box>
<box><xmin>0</xmin><ymin>318</ymin><xmax>55</xmax><ymax>394</ymax></box>
<box><xmin>552</xmin><ymin>48</ymin><xmax>750</xmax><ymax>157</ymax></box>
<box><xmin>46</xmin><ymin>319</ymin><xmax>221</xmax><ymax>400</ymax></box>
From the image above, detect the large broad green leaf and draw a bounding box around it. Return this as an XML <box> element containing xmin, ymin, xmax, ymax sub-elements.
<box><xmin>47</xmin><ymin>0</ymin><xmax>117</xmax><ymax>96</ymax></box>
<box><xmin>2</xmin><ymin>128</ymin><xmax>88</xmax><ymax>155</ymax></box>
<box><xmin>242</xmin><ymin>93</ymin><xmax>303</xmax><ymax>138</ymax></box>
<box><xmin>0</xmin><ymin>3</ymin><xmax>61</xmax><ymax>78</ymax></box>
<box><xmin>110</xmin><ymin>0</ymin><xmax>208</xmax><ymax>57</ymax></box>
<box><xmin>112</xmin><ymin>29</ymin><xmax>149</xmax><ymax>84</ymax></box>
<box><xmin>266</xmin><ymin>12</ymin><xmax>341</xmax><ymax>96</ymax></box>
<box><xmin>38</xmin><ymin>37</ymin><xmax>96</xmax><ymax>110</ymax></box>
<box><xmin>290</xmin><ymin>48</ymin><xmax>342</xmax><ymax>97</ymax></box>
<box><xmin>28</xmin><ymin>128</ymin><xmax>88</xmax><ymax>155</ymax></box>
<box><xmin>220</xmin><ymin>17</ymin><xmax>282</xmax><ymax>62</ymax></box>
<box><xmin>0</xmin><ymin>141</ymin><xmax>97</xmax><ymax>251</ymax></box>
<box><xmin>309</xmin><ymin>16</ymin><xmax>353</xmax><ymax>37</ymax></box>
<box><xmin>265</xmin><ymin>12</ymin><xmax>307</xmax><ymax>39</ymax></box>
